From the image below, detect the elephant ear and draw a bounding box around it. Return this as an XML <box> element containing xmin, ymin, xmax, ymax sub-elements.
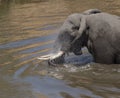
<box><xmin>72</xmin><ymin>15</ymin><xmax>87</xmax><ymax>44</ymax></box>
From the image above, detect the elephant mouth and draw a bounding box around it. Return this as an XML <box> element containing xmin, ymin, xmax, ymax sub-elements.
<box><xmin>73</xmin><ymin>50</ymin><xmax>82</xmax><ymax>55</ymax></box>
<box><xmin>37</xmin><ymin>51</ymin><xmax>65</xmax><ymax>66</ymax></box>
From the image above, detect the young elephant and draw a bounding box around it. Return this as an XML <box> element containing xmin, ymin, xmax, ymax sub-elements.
<box><xmin>38</xmin><ymin>9</ymin><xmax>120</xmax><ymax>64</ymax></box>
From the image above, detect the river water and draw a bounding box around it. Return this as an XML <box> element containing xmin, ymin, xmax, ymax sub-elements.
<box><xmin>0</xmin><ymin>0</ymin><xmax>120</xmax><ymax>98</ymax></box>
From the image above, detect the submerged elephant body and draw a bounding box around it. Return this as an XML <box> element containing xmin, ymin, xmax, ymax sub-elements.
<box><xmin>38</xmin><ymin>9</ymin><xmax>120</xmax><ymax>64</ymax></box>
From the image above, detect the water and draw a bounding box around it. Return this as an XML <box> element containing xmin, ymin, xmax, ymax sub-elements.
<box><xmin>0</xmin><ymin>0</ymin><xmax>120</xmax><ymax>98</ymax></box>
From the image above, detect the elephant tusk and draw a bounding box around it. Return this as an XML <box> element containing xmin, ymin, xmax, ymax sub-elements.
<box><xmin>39</xmin><ymin>54</ymin><xmax>52</xmax><ymax>58</ymax></box>
<box><xmin>37</xmin><ymin>57</ymin><xmax>51</xmax><ymax>60</ymax></box>
<box><xmin>37</xmin><ymin>51</ymin><xmax>64</xmax><ymax>60</ymax></box>
<box><xmin>50</xmin><ymin>51</ymin><xmax>64</xmax><ymax>59</ymax></box>
<box><xmin>37</xmin><ymin>54</ymin><xmax>52</xmax><ymax>60</ymax></box>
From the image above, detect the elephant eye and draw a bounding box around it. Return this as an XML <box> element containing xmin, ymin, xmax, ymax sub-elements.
<box><xmin>72</xmin><ymin>26</ymin><xmax>79</xmax><ymax>30</ymax></box>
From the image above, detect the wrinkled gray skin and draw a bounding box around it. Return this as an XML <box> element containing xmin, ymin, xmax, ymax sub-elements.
<box><xmin>50</xmin><ymin>9</ymin><xmax>120</xmax><ymax>65</ymax></box>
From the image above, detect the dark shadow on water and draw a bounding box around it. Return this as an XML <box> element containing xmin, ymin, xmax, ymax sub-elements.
<box><xmin>65</xmin><ymin>53</ymin><xmax>94</xmax><ymax>65</ymax></box>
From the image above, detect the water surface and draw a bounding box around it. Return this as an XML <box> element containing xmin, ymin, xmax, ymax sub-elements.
<box><xmin>0</xmin><ymin>0</ymin><xmax>120</xmax><ymax>98</ymax></box>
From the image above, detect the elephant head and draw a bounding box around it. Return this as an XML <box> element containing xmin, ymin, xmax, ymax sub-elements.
<box><xmin>38</xmin><ymin>9</ymin><xmax>101</xmax><ymax>65</ymax></box>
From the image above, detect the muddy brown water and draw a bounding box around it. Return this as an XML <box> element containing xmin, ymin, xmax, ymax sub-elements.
<box><xmin>0</xmin><ymin>0</ymin><xmax>120</xmax><ymax>98</ymax></box>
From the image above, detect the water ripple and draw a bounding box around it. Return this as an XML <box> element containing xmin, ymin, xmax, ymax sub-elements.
<box><xmin>0</xmin><ymin>33</ymin><xmax>57</xmax><ymax>49</ymax></box>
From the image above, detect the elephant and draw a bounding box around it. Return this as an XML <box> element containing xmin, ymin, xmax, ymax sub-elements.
<box><xmin>38</xmin><ymin>9</ymin><xmax>120</xmax><ymax>65</ymax></box>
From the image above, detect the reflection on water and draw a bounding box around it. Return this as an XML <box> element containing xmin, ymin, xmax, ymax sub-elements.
<box><xmin>0</xmin><ymin>0</ymin><xmax>120</xmax><ymax>98</ymax></box>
